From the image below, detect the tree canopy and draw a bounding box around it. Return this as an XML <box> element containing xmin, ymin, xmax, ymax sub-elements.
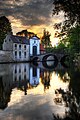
<box><xmin>53</xmin><ymin>0</ymin><xmax>80</xmax><ymax>27</ymax></box>
<box><xmin>0</xmin><ymin>16</ymin><xmax>12</xmax><ymax>49</ymax></box>
<box><xmin>41</xmin><ymin>29</ymin><xmax>51</xmax><ymax>48</ymax></box>
<box><xmin>53</xmin><ymin>0</ymin><xmax>80</xmax><ymax>57</ymax></box>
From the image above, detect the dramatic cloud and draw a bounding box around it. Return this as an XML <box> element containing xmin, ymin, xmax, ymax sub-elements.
<box><xmin>0</xmin><ymin>0</ymin><xmax>53</xmax><ymax>26</ymax></box>
<box><xmin>0</xmin><ymin>0</ymin><xmax>64</xmax><ymax>46</ymax></box>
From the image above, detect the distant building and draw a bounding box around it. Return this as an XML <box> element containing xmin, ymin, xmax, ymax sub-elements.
<box><xmin>2</xmin><ymin>34</ymin><xmax>40</xmax><ymax>62</ymax></box>
<box><xmin>40</xmin><ymin>44</ymin><xmax>45</xmax><ymax>54</ymax></box>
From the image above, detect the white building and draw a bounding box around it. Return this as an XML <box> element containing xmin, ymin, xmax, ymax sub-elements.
<box><xmin>2</xmin><ymin>35</ymin><xmax>40</xmax><ymax>62</ymax></box>
<box><xmin>30</xmin><ymin>36</ymin><xmax>40</xmax><ymax>56</ymax></box>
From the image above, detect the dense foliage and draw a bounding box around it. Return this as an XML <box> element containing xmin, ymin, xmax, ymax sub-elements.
<box><xmin>53</xmin><ymin>0</ymin><xmax>80</xmax><ymax>26</ymax></box>
<box><xmin>41</xmin><ymin>29</ymin><xmax>52</xmax><ymax>48</ymax></box>
<box><xmin>0</xmin><ymin>16</ymin><xmax>12</xmax><ymax>49</ymax></box>
<box><xmin>53</xmin><ymin>0</ymin><xmax>80</xmax><ymax>60</ymax></box>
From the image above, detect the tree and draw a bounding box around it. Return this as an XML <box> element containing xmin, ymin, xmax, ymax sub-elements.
<box><xmin>53</xmin><ymin>0</ymin><xmax>80</xmax><ymax>57</ymax></box>
<box><xmin>16</xmin><ymin>30</ymin><xmax>36</xmax><ymax>39</ymax></box>
<box><xmin>67</xmin><ymin>26</ymin><xmax>80</xmax><ymax>54</ymax></box>
<box><xmin>53</xmin><ymin>0</ymin><xmax>80</xmax><ymax>27</ymax></box>
<box><xmin>0</xmin><ymin>16</ymin><xmax>12</xmax><ymax>49</ymax></box>
<box><xmin>41</xmin><ymin>29</ymin><xmax>51</xmax><ymax>48</ymax></box>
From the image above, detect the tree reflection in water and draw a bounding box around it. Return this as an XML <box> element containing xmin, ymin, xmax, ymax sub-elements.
<box><xmin>0</xmin><ymin>62</ymin><xmax>80</xmax><ymax>120</ymax></box>
<box><xmin>53</xmin><ymin>66</ymin><xmax>80</xmax><ymax>120</ymax></box>
<box><xmin>0</xmin><ymin>77</ymin><xmax>12</xmax><ymax>109</ymax></box>
<box><xmin>41</xmin><ymin>71</ymin><xmax>51</xmax><ymax>92</ymax></box>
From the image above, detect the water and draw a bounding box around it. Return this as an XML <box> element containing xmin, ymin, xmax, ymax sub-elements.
<box><xmin>0</xmin><ymin>61</ymin><xmax>80</xmax><ymax>120</ymax></box>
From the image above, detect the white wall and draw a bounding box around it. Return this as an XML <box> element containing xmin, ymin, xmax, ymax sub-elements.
<box><xmin>30</xmin><ymin>37</ymin><xmax>40</xmax><ymax>56</ymax></box>
<box><xmin>13</xmin><ymin>43</ymin><xmax>29</xmax><ymax>61</ymax></box>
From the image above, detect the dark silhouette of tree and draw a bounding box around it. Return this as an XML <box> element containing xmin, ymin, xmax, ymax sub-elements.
<box><xmin>0</xmin><ymin>77</ymin><xmax>12</xmax><ymax>109</ymax></box>
<box><xmin>41</xmin><ymin>29</ymin><xmax>51</xmax><ymax>48</ymax></box>
<box><xmin>16</xmin><ymin>30</ymin><xmax>28</xmax><ymax>37</ymax></box>
<box><xmin>53</xmin><ymin>67</ymin><xmax>80</xmax><ymax>120</ymax></box>
<box><xmin>53</xmin><ymin>0</ymin><xmax>80</xmax><ymax>27</ymax></box>
<box><xmin>16</xmin><ymin>29</ymin><xmax>36</xmax><ymax>39</ymax></box>
<box><xmin>0</xmin><ymin>16</ymin><xmax>12</xmax><ymax>49</ymax></box>
<box><xmin>53</xmin><ymin>0</ymin><xmax>80</xmax><ymax>57</ymax></box>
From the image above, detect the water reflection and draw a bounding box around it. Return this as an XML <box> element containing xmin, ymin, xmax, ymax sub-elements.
<box><xmin>53</xmin><ymin>66</ymin><xmax>80</xmax><ymax>120</ymax></box>
<box><xmin>0</xmin><ymin>63</ymin><xmax>68</xmax><ymax>110</ymax></box>
<box><xmin>0</xmin><ymin>62</ymin><xmax>80</xmax><ymax>120</ymax></box>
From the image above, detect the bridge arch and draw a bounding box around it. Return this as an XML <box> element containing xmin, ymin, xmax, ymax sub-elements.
<box><xmin>42</xmin><ymin>54</ymin><xmax>58</xmax><ymax>61</ymax></box>
<box><xmin>32</xmin><ymin>56</ymin><xmax>39</xmax><ymax>62</ymax></box>
<box><xmin>42</xmin><ymin>54</ymin><xmax>58</xmax><ymax>69</ymax></box>
<box><xmin>31</xmin><ymin>56</ymin><xmax>39</xmax><ymax>66</ymax></box>
<box><xmin>60</xmin><ymin>55</ymin><xmax>69</xmax><ymax>67</ymax></box>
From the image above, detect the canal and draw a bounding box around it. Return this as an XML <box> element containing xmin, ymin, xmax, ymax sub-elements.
<box><xmin>0</xmin><ymin>61</ymin><xmax>80</xmax><ymax>120</ymax></box>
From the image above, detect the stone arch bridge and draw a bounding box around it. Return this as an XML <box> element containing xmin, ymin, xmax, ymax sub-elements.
<box><xmin>30</xmin><ymin>52</ymin><xmax>69</xmax><ymax>62</ymax></box>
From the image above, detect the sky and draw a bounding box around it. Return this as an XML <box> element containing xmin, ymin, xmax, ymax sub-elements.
<box><xmin>0</xmin><ymin>0</ymin><xmax>64</xmax><ymax>46</ymax></box>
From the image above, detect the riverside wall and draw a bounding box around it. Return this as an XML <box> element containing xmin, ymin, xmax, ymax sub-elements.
<box><xmin>0</xmin><ymin>50</ymin><xmax>14</xmax><ymax>63</ymax></box>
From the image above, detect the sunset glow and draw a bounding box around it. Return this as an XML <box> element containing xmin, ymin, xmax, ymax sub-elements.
<box><xmin>0</xmin><ymin>0</ymin><xmax>64</xmax><ymax>46</ymax></box>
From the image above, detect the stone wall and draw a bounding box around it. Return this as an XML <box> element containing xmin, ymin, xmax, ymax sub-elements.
<box><xmin>0</xmin><ymin>51</ymin><xmax>13</xmax><ymax>63</ymax></box>
<box><xmin>0</xmin><ymin>50</ymin><xmax>30</xmax><ymax>63</ymax></box>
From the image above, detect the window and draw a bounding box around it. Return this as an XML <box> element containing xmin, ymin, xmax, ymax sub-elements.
<box><xmin>14</xmin><ymin>76</ymin><xmax>17</xmax><ymax>81</ymax></box>
<box><xmin>19</xmin><ymin>68</ymin><xmax>21</xmax><ymax>73</ymax></box>
<box><xmin>15</xmin><ymin>68</ymin><xmax>17</xmax><ymax>73</ymax></box>
<box><xmin>24</xmin><ymin>52</ymin><xmax>26</xmax><ymax>58</ymax></box>
<box><xmin>24</xmin><ymin>66</ymin><xmax>26</xmax><ymax>72</ymax></box>
<box><xmin>24</xmin><ymin>45</ymin><xmax>26</xmax><ymax>50</ymax></box>
<box><xmin>15</xmin><ymin>44</ymin><xmax>17</xmax><ymax>49</ymax></box>
<box><xmin>34</xmin><ymin>40</ymin><xmax>36</xmax><ymax>43</ymax></box>
<box><xmin>24</xmin><ymin>75</ymin><xmax>26</xmax><ymax>80</ymax></box>
<box><xmin>19</xmin><ymin>51</ymin><xmax>21</xmax><ymax>58</ymax></box>
<box><xmin>19</xmin><ymin>44</ymin><xmax>21</xmax><ymax>50</ymax></box>
<box><xmin>15</xmin><ymin>51</ymin><xmax>17</xmax><ymax>58</ymax></box>
<box><xmin>19</xmin><ymin>75</ymin><xmax>21</xmax><ymax>81</ymax></box>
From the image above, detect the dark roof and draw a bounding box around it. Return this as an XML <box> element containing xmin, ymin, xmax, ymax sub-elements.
<box><xmin>10</xmin><ymin>35</ymin><xmax>29</xmax><ymax>44</ymax></box>
<box><xmin>30</xmin><ymin>36</ymin><xmax>40</xmax><ymax>40</ymax></box>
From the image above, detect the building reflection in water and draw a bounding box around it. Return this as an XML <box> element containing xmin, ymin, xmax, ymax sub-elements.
<box><xmin>0</xmin><ymin>63</ymin><xmax>69</xmax><ymax>111</ymax></box>
<box><xmin>29</xmin><ymin>67</ymin><xmax>40</xmax><ymax>87</ymax></box>
<box><xmin>0</xmin><ymin>63</ymin><xmax>41</xmax><ymax>109</ymax></box>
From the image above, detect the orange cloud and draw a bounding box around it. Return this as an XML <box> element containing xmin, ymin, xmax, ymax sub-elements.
<box><xmin>8</xmin><ymin>12</ymin><xmax>63</xmax><ymax>46</ymax></box>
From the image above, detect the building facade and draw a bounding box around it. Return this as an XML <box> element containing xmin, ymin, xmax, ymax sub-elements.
<box><xmin>29</xmin><ymin>36</ymin><xmax>40</xmax><ymax>56</ymax></box>
<box><xmin>2</xmin><ymin>35</ymin><xmax>40</xmax><ymax>62</ymax></box>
